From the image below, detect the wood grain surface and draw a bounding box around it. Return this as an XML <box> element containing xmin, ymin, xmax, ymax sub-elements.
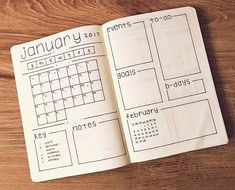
<box><xmin>0</xmin><ymin>0</ymin><xmax>234</xmax><ymax>189</ymax></box>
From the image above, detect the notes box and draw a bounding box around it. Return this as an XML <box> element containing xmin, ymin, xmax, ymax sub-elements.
<box><xmin>118</xmin><ymin>68</ymin><xmax>162</xmax><ymax>110</ymax></box>
<box><xmin>152</xmin><ymin>14</ymin><xmax>200</xmax><ymax>80</ymax></box>
<box><xmin>108</xmin><ymin>21</ymin><xmax>153</xmax><ymax>70</ymax></box>
<box><xmin>72</xmin><ymin>119</ymin><xmax>126</xmax><ymax>164</ymax></box>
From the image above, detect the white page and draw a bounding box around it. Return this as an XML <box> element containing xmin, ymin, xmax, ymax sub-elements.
<box><xmin>11</xmin><ymin>25</ymin><xmax>129</xmax><ymax>182</ymax></box>
<box><xmin>102</xmin><ymin>7</ymin><xmax>228</xmax><ymax>162</ymax></box>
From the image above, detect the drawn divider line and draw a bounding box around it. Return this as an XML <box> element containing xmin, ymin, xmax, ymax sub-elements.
<box><xmin>192</xmin><ymin>78</ymin><xmax>203</xmax><ymax>82</ymax></box>
<box><xmin>161</xmin><ymin>98</ymin><xmax>208</xmax><ymax>110</ymax></box>
<box><xmin>23</xmin><ymin>66</ymin><xmax>55</xmax><ymax>76</ymax></box>
<box><xmin>137</xmin><ymin>67</ymin><xmax>154</xmax><ymax>72</ymax></box>
<box><xmin>32</xmin><ymin>122</ymin><xmax>65</xmax><ymax>131</ymax></box>
<box><xmin>49</xmin><ymin>129</ymin><xmax>66</xmax><ymax>134</ymax></box>
<box><xmin>72</xmin><ymin>55</ymin><xmax>105</xmax><ymax>63</ymax></box>
<box><xmin>83</xmin><ymin>111</ymin><xmax>117</xmax><ymax>119</ymax></box>
<box><xmin>98</xmin><ymin>118</ymin><xmax>119</xmax><ymax>124</ymax></box>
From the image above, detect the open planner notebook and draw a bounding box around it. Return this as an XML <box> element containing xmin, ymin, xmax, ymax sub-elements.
<box><xmin>11</xmin><ymin>7</ymin><xmax>228</xmax><ymax>182</ymax></box>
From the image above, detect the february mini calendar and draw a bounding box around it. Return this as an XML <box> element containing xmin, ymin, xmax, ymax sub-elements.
<box><xmin>11</xmin><ymin>7</ymin><xmax>228</xmax><ymax>182</ymax></box>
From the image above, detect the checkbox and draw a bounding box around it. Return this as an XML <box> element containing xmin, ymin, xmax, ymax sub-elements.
<box><xmin>32</xmin><ymin>84</ymin><xmax>41</xmax><ymax>95</ymax></box>
<box><xmin>64</xmin><ymin>97</ymin><xmax>74</xmax><ymax>108</ymax></box>
<box><xmin>43</xmin><ymin>92</ymin><xmax>53</xmax><ymax>103</ymax></box>
<box><xmin>46</xmin><ymin>111</ymin><xmax>56</xmax><ymax>123</ymax></box>
<box><xmin>30</xmin><ymin>75</ymin><xmax>40</xmax><ymax>85</ymax></box>
<box><xmin>41</xmin><ymin>82</ymin><xmax>51</xmax><ymax>93</ymax></box>
<box><xmin>94</xmin><ymin>90</ymin><xmax>105</xmax><ymax>101</ymax></box>
<box><xmin>91</xmin><ymin>80</ymin><xmax>102</xmax><ymax>91</ymax></box>
<box><xmin>45</xmin><ymin>101</ymin><xmax>55</xmax><ymax>113</ymax></box>
<box><xmin>83</xmin><ymin>92</ymin><xmax>94</xmax><ymax>103</ymax></box>
<box><xmin>76</xmin><ymin>62</ymin><xmax>87</xmax><ymax>73</ymax></box>
<box><xmin>67</xmin><ymin>65</ymin><xmax>77</xmax><ymax>76</ymax></box>
<box><xmin>81</xmin><ymin>82</ymin><xmax>92</xmax><ymax>93</ymax></box>
<box><xmin>52</xmin><ymin>90</ymin><xmax>62</xmax><ymax>100</ymax></box>
<box><xmin>56</xmin><ymin>110</ymin><xmax>66</xmax><ymax>121</ymax></box>
<box><xmin>48</xmin><ymin>70</ymin><xmax>58</xmax><ymax>81</ymax></box>
<box><xmin>35</xmin><ymin>104</ymin><xmax>45</xmax><ymax>115</ymax></box>
<box><xmin>37</xmin><ymin>114</ymin><xmax>47</xmax><ymax>125</ymax></box>
<box><xmin>69</xmin><ymin>75</ymin><xmax>79</xmax><ymax>86</ymax></box>
<box><xmin>60</xmin><ymin>77</ymin><xmax>70</xmax><ymax>88</ymax></box>
<box><xmin>73</xmin><ymin>95</ymin><xmax>83</xmax><ymax>106</ymax></box>
<box><xmin>79</xmin><ymin>72</ymin><xmax>89</xmax><ymax>83</ymax></box>
<box><xmin>54</xmin><ymin>99</ymin><xmax>64</xmax><ymax>111</ymax></box>
<box><xmin>34</xmin><ymin>94</ymin><xmax>43</xmax><ymax>105</ymax></box>
<box><xmin>87</xmin><ymin>60</ymin><xmax>98</xmax><ymax>70</ymax></box>
<box><xmin>51</xmin><ymin>80</ymin><xmax>60</xmax><ymax>90</ymax></box>
<box><xmin>39</xmin><ymin>72</ymin><xmax>49</xmax><ymax>83</ymax></box>
<box><xmin>58</xmin><ymin>67</ymin><xmax>68</xmax><ymax>78</ymax></box>
<box><xmin>71</xmin><ymin>85</ymin><xmax>81</xmax><ymax>95</ymax></box>
<box><xmin>89</xmin><ymin>70</ymin><xmax>100</xmax><ymax>80</ymax></box>
<box><xmin>62</xmin><ymin>87</ymin><xmax>72</xmax><ymax>98</ymax></box>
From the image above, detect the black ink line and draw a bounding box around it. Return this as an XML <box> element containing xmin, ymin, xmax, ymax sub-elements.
<box><xmin>83</xmin><ymin>111</ymin><xmax>117</xmax><ymax>119</ymax></box>
<box><xmin>153</xmin><ymin>68</ymin><xmax>163</xmax><ymax>103</ymax></box>
<box><xmin>117</xmin><ymin>119</ymin><xmax>127</xmax><ymax>155</ymax></box>
<box><xmin>23</xmin><ymin>66</ymin><xmax>54</xmax><ymax>76</ymax></box>
<box><xmin>96</xmin><ymin>59</ymin><xmax>106</xmax><ymax>101</ymax></box>
<box><xmin>72</xmin><ymin>132</ymin><xmax>80</xmax><ymax>164</ymax></box>
<box><xmin>72</xmin><ymin>55</ymin><xmax>105</xmax><ymax>63</ymax></box>
<box><xmin>34</xmin><ymin>140</ymin><xmax>40</xmax><ymax>172</ymax></box>
<box><xmin>32</xmin><ymin>122</ymin><xmax>65</xmax><ymax>131</ymax></box>
<box><xmin>134</xmin><ymin>21</ymin><xmax>154</xmax><ymax>63</ymax></box>
<box><xmin>185</xmin><ymin>14</ymin><xmax>201</xmax><ymax>73</ymax></box>
<box><xmin>65</xmin><ymin>130</ymin><xmax>73</xmax><ymax>166</ymax></box>
<box><xmin>164</xmin><ymin>72</ymin><xmax>201</xmax><ymax>81</ymax></box>
<box><xmin>150</xmin><ymin>23</ymin><xmax>165</xmax><ymax>80</ymax></box>
<box><xmin>168</xmin><ymin>92</ymin><xmax>206</xmax><ymax>101</ymax></box>
<box><xmin>98</xmin><ymin>118</ymin><xmax>119</xmax><ymax>124</ymax></box>
<box><xmin>126</xmin><ymin>120</ymin><xmax>135</xmax><ymax>152</ymax></box>
<box><xmin>117</xmin><ymin>80</ymin><xmax>126</xmax><ymax>109</ymax></box>
<box><xmin>115</xmin><ymin>61</ymin><xmax>154</xmax><ymax>71</ymax></box>
<box><xmin>172</xmin><ymin>14</ymin><xmax>186</xmax><ymax>17</ymax></box>
<box><xmin>161</xmin><ymin>99</ymin><xmax>207</xmax><ymax>110</ymax></box>
<box><xmin>20</xmin><ymin>53</ymin><xmax>52</xmax><ymax>63</ymax></box>
<box><xmin>137</xmin><ymin>68</ymin><xmax>154</xmax><ymax>72</ymax></box>
<box><xmin>49</xmin><ymin>129</ymin><xmax>66</xmax><ymax>134</ymax></box>
<box><xmin>77</xmin><ymin>154</ymin><xmax>126</xmax><ymax>165</ymax></box>
<box><xmin>192</xmin><ymin>78</ymin><xmax>203</xmax><ymax>82</ymax></box>
<box><xmin>207</xmin><ymin>99</ymin><xmax>218</xmax><ymax>134</ymax></box>
<box><xmin>69</xmin><ymin>41</ymin><xmax>103</xmax><ymax>49</ymax></box>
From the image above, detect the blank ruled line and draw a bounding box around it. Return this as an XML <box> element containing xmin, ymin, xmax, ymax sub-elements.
<box><xmin>72</xmin><ymin>55</ymin><xmax>105</xmax><ymax>63</ymax></box>
<box><xmin>22</xmin><ymin>66</ymin><xmax>55</xmax><ymax>76</ymax></box>
<box><xmin>98</xmin><ymin>118</ymin><xmax>119</xmax><ymax>124</ymax></box>
<box><xmin>84</xmin><ymin>111</ymin><xmax>117</xmax><ymax>119</ymax></box>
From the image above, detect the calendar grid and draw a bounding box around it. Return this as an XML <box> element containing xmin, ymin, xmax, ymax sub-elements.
<box><xmin>30</xmin><ymin>59</ymin><xmax>105</xmax><ymax>126</ymax></box>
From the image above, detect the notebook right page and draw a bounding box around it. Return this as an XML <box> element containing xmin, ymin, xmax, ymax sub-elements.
<box><xmin>102</xmin><ymin>7</ymin><xmax>228</xmax><ymax>162</ymax></box>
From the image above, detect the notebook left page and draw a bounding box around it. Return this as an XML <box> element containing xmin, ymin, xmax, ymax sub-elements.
<box><xmin>10</xmin><ymin>25</ymin><xmax>128</xmax><ymax>182</ymax></box>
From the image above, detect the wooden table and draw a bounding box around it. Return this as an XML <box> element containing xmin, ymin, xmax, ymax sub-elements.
<box><xmin>0</xmin><ymin>0</ymin><xmax>234</xmax><ymax>189</ymax></box>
